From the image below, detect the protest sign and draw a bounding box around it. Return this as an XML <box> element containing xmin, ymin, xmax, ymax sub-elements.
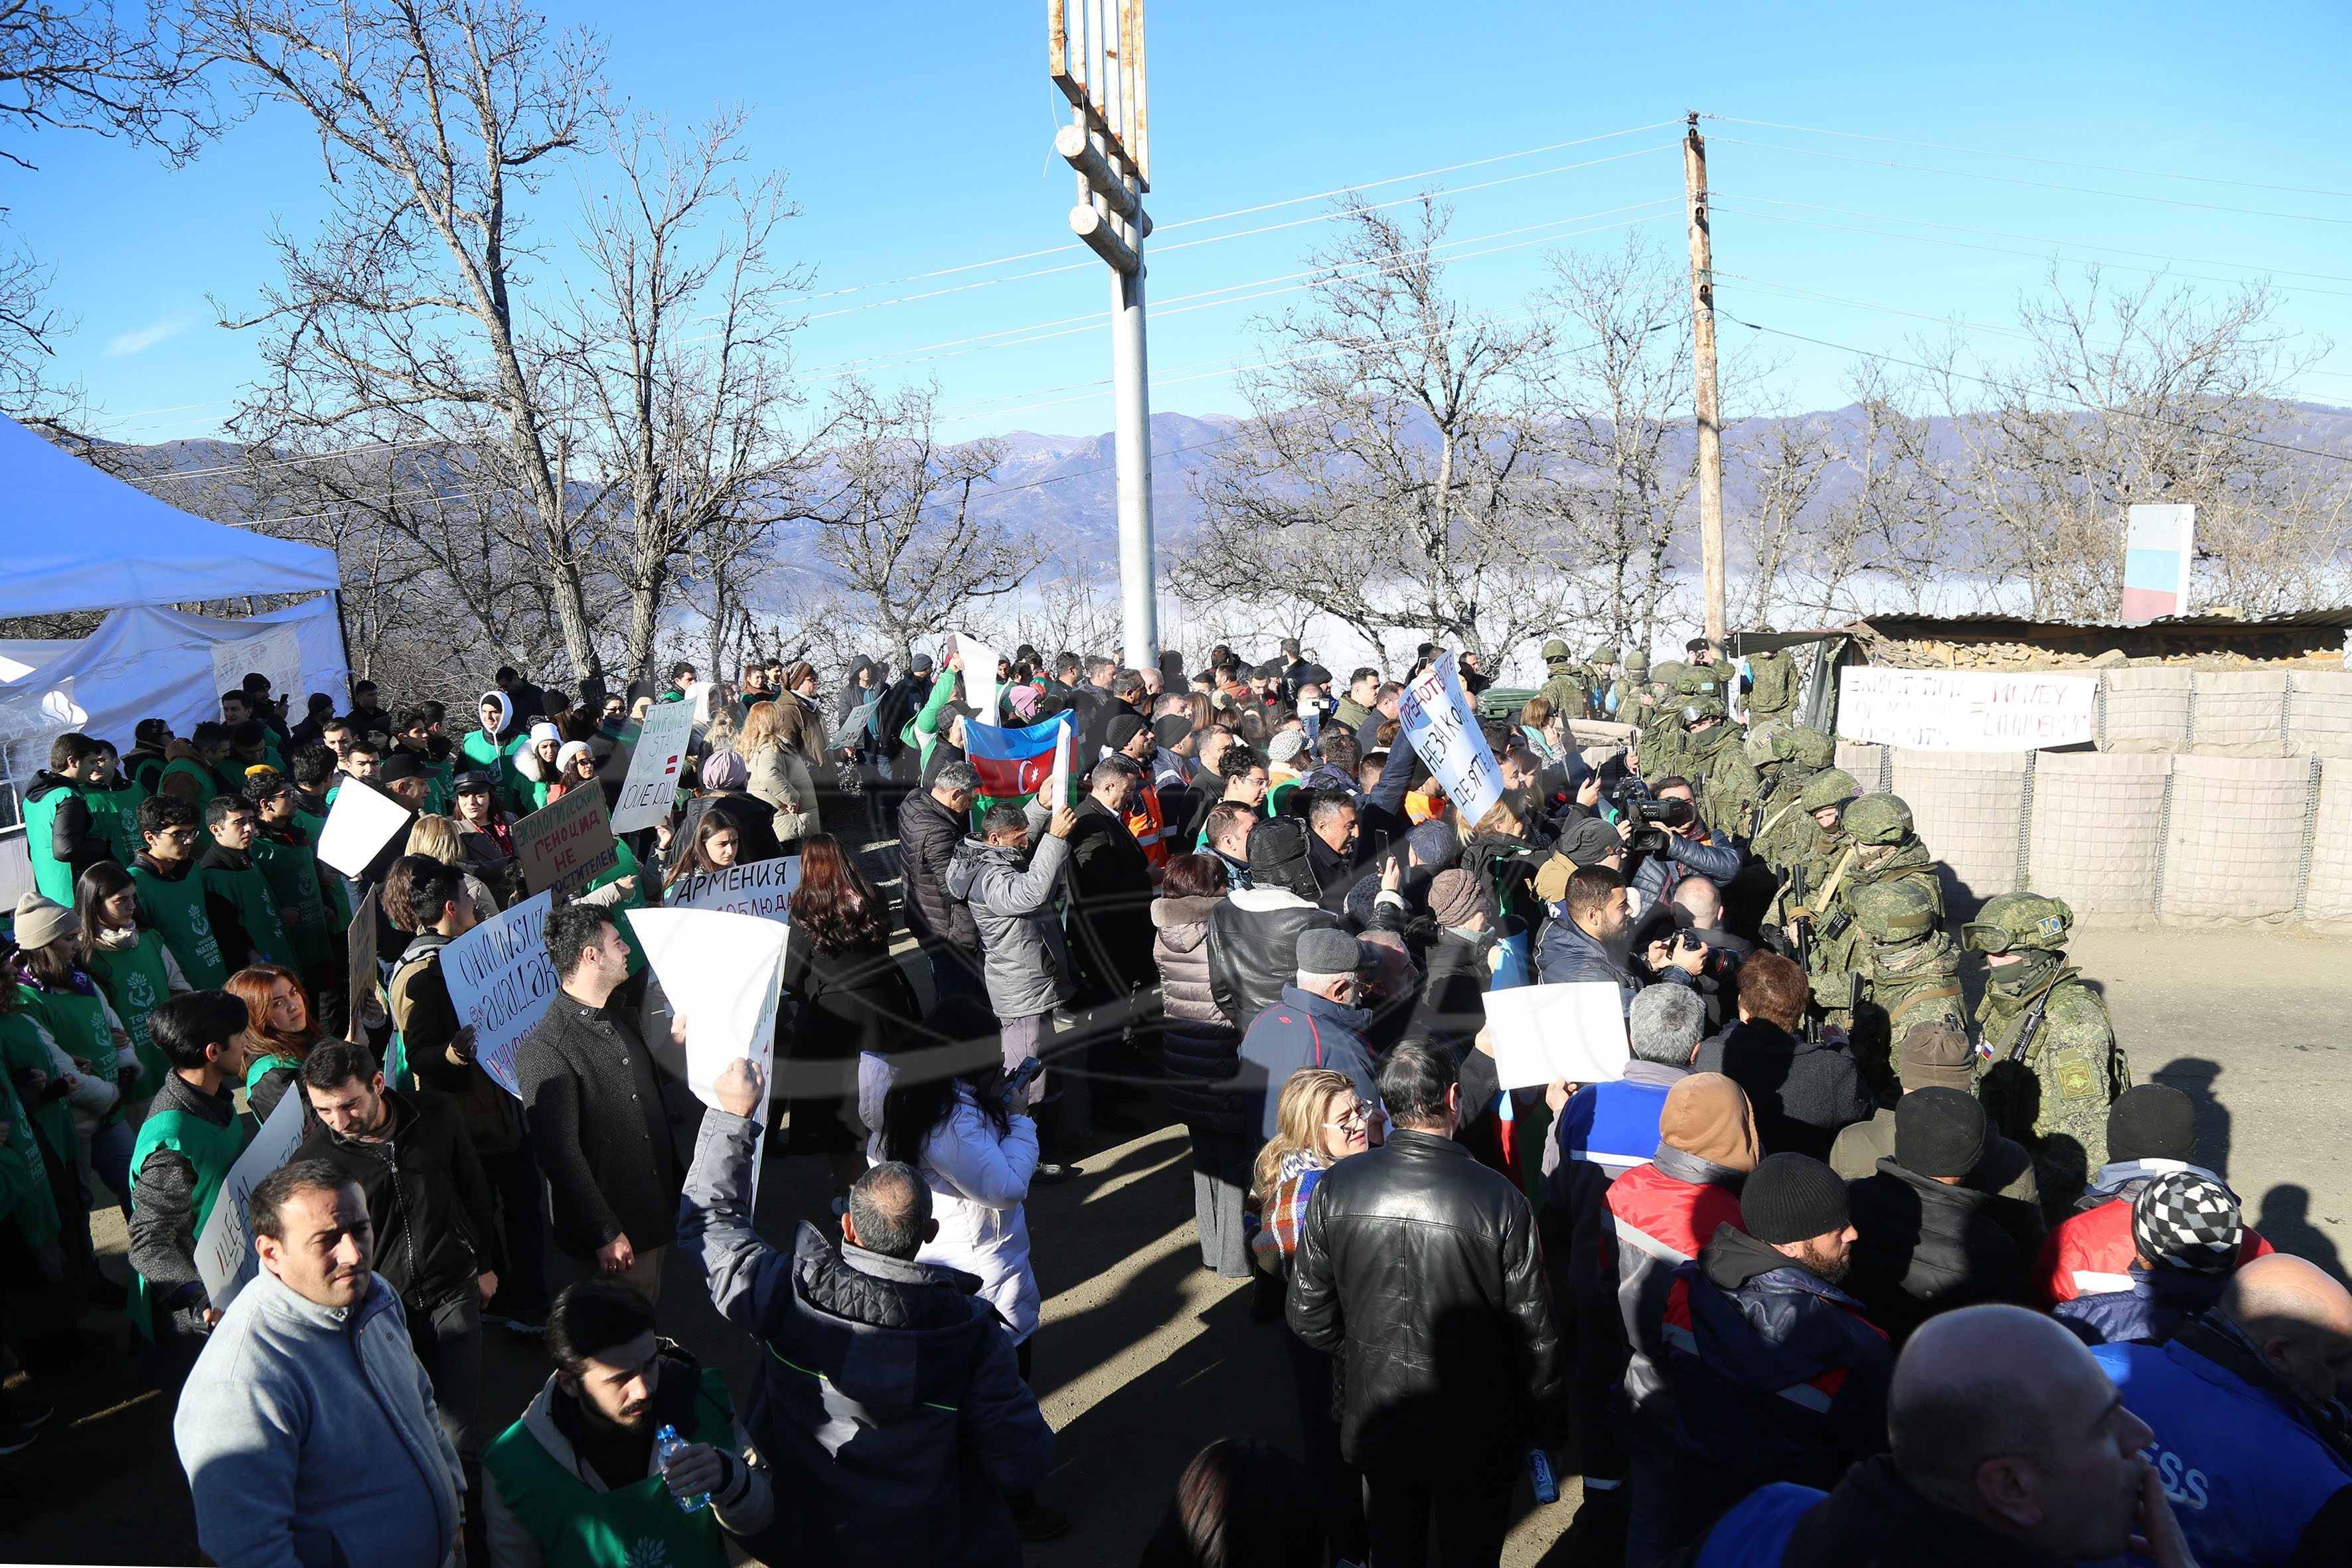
<box><xmin>441</xmin><ymin>889</ymin><xmax>559</xmax><ymax>1096</ymax></box>
<box><xmin>1836</xmin><ymin>666</ymin><xmax>2096</xmax><ymax>751</ymax></box>
<box><xmin>610</xmin><ymin>697</ymin><xmax>697</xmax><ymax>834</ymax></box>
<box><xmin>210</xmin><ymin>621</ymin><xmax>305</xmax><ymax>714</ymax></box>
<box><xmin>314</xmin><ymin>778</ymin><xmax>414</xmax><ymax>878</ymax></box>
<box><xmin>1481</xmin><ymin>982</ymin><xmax>1631</xmax><ymax>1091</ymax></box>
<box><xmin>665</xmin><ymin>856</ymin><xmax>801</xmax><ymax>925</ymax></box>
<box><xmin>1398</xmin><ymin>651</ymin><xmax>1502</xmax><ymax>823</ymax></box>
<box><xmin>514</xmin><ymin>787</ymin><xmax>619</xmax><ymax>896</ymax></box>
<box><xmin>193</xmin><ymin>1089</ymin><xmax>309</xmax><ymax>1311</ymax></box>
<box><xmin>631</xmin><ymin>907</ymin><xmax>786</xmax><ymax>1209</ymax></box>
<box><xmin>955</xmin><ymin>632</ymin><xmax>1002</xmax><ymax>726</ymax></box>
<box><xmin>345</xmin><ymin>886</ymin><xmax>378</xmax><ymax>1044</ymax></box>
<box><xmin>1042</xmin><ymin>713</ymin><xmax>1073</xmax><ymax>811</ymax></box>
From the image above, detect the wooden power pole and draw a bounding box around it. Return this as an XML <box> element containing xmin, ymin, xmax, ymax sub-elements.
<box><xmin>1684</xmin><ymin>113</ymin><xmax>1725</xmax><ymax>645</ymax></box>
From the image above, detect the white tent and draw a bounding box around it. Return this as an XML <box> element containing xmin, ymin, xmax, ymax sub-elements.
<box><xmin>0</xmin><ymin>413</ymin><xmax>340</xmax><ymax>615</ymax></box>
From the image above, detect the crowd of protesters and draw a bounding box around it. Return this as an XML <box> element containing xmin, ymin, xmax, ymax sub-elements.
<box><xmin>0</xmin><ymin>632</ymin><xmax>2344</xmax><ymax>1568</ymax></box>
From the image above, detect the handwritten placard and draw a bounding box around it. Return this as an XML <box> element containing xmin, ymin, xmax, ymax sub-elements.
<box><xmin>610</xmin><ymin>698</ymin><xmax>697</xmax><ymax>834</ymax></box>
<box><xmin>665</xmin><ymin>856</ymin><xmax>800</xmax><ymax>925</ymax></box>
<box><xmin>1837</xmin><ymin>666</ymin><xmax>2096</xmax><ymax>751</ymax></box>
<box><xmin>513</xmin><ymin>788</ymin><xmax>619</xmax><ymax>897</ymax></box>
<box><xmin>1399</xmin><ymin>651</ymin><xmax>1502</xmax><ymax>822</ymax></box>
<box><xmin>193</xmin><ymin>1089</ymin><xmax>309</xmax><ymax>1311</ymax></box>
<box><xmin>439</xmin><ymin>890</ymin><xmax>559</xmax><ymax>1096</ymax></box>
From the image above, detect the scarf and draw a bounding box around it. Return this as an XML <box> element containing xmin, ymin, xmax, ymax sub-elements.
<box><xmin>1986</xmin><ymin>948</ymin><xmax>2064</xmax><ymax>1004</ymax></box>
<box><xmin>2175</xmin><ymin>1310</ymin><xmax>2352</xmax><ymax>1466</ymax></box>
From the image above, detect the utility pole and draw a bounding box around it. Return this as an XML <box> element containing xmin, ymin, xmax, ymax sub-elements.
<box><xmin>1050</xmin><ymin>1</ymin><xmax>1157</xmax><ymax>668</ymax></box>
<box><xmin>1684</xmin><ymin>112</ymin><xmax>1726</xmax><ymax>646</ymax></box>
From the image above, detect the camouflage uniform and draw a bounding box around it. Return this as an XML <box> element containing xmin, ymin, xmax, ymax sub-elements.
<box><xmin>1676</xmin><ymin>661</ymin><xmax>1733</xmax><ymax>708</ymax></box>
<box><xmin>1677</xmin><ymin>698</ymin><xmax>1763</xmax><ymax>845</ymax></box>
<box><xmin>1610</xmin><ymin>649</ymin><xmax>1650</xmax><ymax>724</ymax></box>
<box><xmin>1638</xmin><ymin>660</ymin><xmax>1690</xmax><ymax>778</ymax></box>
<box><xmin>1745</xmin><ymin>645</ymin><xmax>1801</xmax><ymax>729</ymax></box>
<box><xmin>1847</xmin><ymin>879</ymin><xmax>1966</xmax><ymax>1096</ymax></box>
<box><xmin>1966</xmin><ymin>892</ymin><xmax>2130</xmax><ymax>1215</ymax></box>
<box><xmin>1535</xmin><ymin>638</ymin><xmax>1591</xmax><ymax>724</ymax></box>
<box><xmin>1808</xmin><ymin>795</ymin><xmax>1942</xmax><ymax>1035</ymax></box>
<box><xmin>1581</xmin><ymin>643</ymin><xmax>1620</xmax><ymax>721</ymax></box>
<box><xmin>1749</xmin><ymin>728</ymin><xmax>1837</xmax><ymax>866</ymax></box>
<box><xmin>1764</xmin><ymin>766</ymin><xmax>1860</xmax><ymax>925</ymax></box>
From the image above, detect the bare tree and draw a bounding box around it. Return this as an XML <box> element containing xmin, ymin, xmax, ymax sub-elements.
<box><xmin>799</xmin><ymin>382</ymin><xmax>1036</xmax><ymax>671</ymax></box>
<box><xmin>195</xmin><ymin>0</ymin><xmax>613</xmax><ymax>680</ymax></box>
<box><xmin>1177</xmin><ymin>195</ymin><xmax>1572</xmax><ymax>661</ymax></box>
<box><xmin>1729</xmin><ymin>408</ymin><xmax>1839</xmax><ymax>631</ymax></box>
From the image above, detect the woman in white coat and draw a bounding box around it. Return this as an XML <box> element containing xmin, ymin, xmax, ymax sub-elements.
<box><xmin>874</xmin><ymin>995</ymin><xmax>1043</xmax><ymax>1372</ymax></box>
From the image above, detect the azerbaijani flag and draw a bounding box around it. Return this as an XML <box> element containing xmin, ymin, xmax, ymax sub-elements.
<box><xmin>963</xmin><ymin>712</ymin><xmax>1076</xmax><ymax>813</ymax></box>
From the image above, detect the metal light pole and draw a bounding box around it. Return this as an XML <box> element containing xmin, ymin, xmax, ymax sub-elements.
<box><xmin>1050</xmin><ymin>0</ymin><xmax>1157</xmax><ymax>668</ymax></box>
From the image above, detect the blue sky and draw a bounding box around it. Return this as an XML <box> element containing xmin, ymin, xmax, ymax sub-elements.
<box><xmin>12</xmin><ymin>0</ymin><xmax>2349</xmax><ymax>447</ymax></box>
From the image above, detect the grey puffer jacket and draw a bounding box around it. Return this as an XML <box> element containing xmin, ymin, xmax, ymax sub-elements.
<box><xmin>943</xmin><ymin>833</ymin><xmax>1073</xmax><ymax>1020</ymax></box>
<box><xmin>1153</xmin><ymin>893</ymin><xmax>1241</xmax><ymax>1133</ymax></box>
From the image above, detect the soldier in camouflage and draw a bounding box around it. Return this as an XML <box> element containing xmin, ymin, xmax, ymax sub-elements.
<box><xmin>1748</xmin><ymin>727</ymin><xmax>1837</xmax><ymax>865</ymax></box>
<box><xmin>1535</xmin><ymin>638</ymin><xmax>1591</xmax><ymax>725</ymax></box>
<box><xmin>1675</xmin><ymin>695</ymin><xmax>1762</xmax><ymax>847</ymax></box>
<box><xmin>1966</xmin><ymin>892</ymin><xmax>2130</xmax><ymax>1216</ymax></box>
<box><xmin>1745</xmin><ymin>643</ymin><xmax>1802</xmax><ymax>730</ymax></box>
<box><xmin>1845</xmin><ymin>879</ymin><xmax>1966</xmax><ymax>1096</ymax></box>
<box><xmin>1764</xmin><ymin>765</ymin><xmax>1861</xmax><ymax>936</ymax></box>
<box><xmin>1612</xmin><ymin>648</ymin><xmax>1650</xmax><ymax>725</ymax></box>
<box><xmin>1584</xmin><ymin>642</ymin><xmax>1620</xmax><ymax>720</ymax></box>
<box><xmin>1804</xmin><ymin>794</ymin><xmax>1942</xmax><ymax>1036</ymax></box>
<box><xmin>1638</xmin><ymin>660</ymin><xmax>1689</xmax><ymax>777</ymax></box>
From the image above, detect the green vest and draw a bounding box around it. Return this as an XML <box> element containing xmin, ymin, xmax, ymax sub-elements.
<box><xmin>295</xmin><ymin>809</ymin><xmax>355</xmax><ymax>932</ymax></box>
<box><xmin>129</xmin><ymin>864</ymin><xmax>228</xmax><ymax>989</ymax></box>
<box><xmin>0</xmin><ymin>1010</ymin><xmax>75</xmax><ymax>1217</ymax></box>
<box><xmin>127</xmin><ymin>1097</ymin><xmax>251</xmax><ymax>1338</ymax></box>
<box><xmin>0</xmin><ymin>1063</ymin><xmax>59</xmax><ymax>1249</ymax></box>
<box><xmin>88</xmin><ymin>929</ymin><xmax>177</xmax><ymax>1093</ymax></box>
<box><xmin>252</xmin><ymin>834</ymin><xmax>333</xmax><ymax>968</ymax></box>
<box><xmin>461</xmin><ymin>731</ymin><xmax>528</xmax><ymax>811</ymax></box>
<box><xmin>160</xmin><ymin>756</ymin><xmax>218</xmax><ymax>804</ymax></box>
<box><xmin>23</xmin><ymin>782</ymin><xmax>84</xmax><ymax>904</ymax></box>
<box><xmin>585</xmin><ymin>843</ymin><xmax>649</xmax><ymax>977</ymax></box>
<box><xmin>203</xmin><ymin>859</ymin><xmax>293</xmax><ymax>969</ymax></box>
<box><xmin>90</xmin><ymin>779</ymin><xmax>149</xmax><ymax>865</ymax></box>
<box><xmin>482</xmin><ymin>1370</ymin><xmax>736</xmax><ymax>1568</ymax></box>
<box><xmin>24</xmin><ymin>980</ymin><xmax>123</xmax><ymax>1128</ymax></box>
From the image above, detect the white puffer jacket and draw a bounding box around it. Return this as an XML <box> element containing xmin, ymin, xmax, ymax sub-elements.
<box><xmin>912</xmin><ymin>1084</ymin><xmax>1041</xmax><ymax>1344</ymax></box>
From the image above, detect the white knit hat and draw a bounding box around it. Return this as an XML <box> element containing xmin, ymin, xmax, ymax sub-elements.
<box><xmin>13</xmin><ymin>890</ymin><xmax>79</xmax><ymax>951</ymax></box>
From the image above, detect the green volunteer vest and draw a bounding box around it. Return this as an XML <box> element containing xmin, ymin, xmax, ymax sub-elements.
<box><xmin>0</xmin><ymin>1010</ymin><xmax>75</xmax><ymax>1217</ymax></box>
<box><xmin>24</xmin><ymin>981</ymin><xmax>121</xmax><ymax>1129</ymax></box>
<box><xmin>252</xmin><ymin>834</ymin><xmax>332</xmax><ymax>968</ymax></box>
<box><xmin>461</xmin><ymin>731</ymin><xmax>528</xmax><ymax>810</ymax></box>
<box><xmin>481</xmin><ymin>1370</ymin><xmax>736</xmax><ymax>1568</ymax></box>
<box><xmin>129</xmin><ymin>864</ymin><xmax>228</xmax><ymax>989</ymax></box>
<box><xmin>90</xmin><ymin>779</ymin><xmax>149</xmax><ymax>865</ymax></box>
<box><xmin>584</xmin><ymin>843</ymin><xmax>649</xmax><ymax>977</ymax></box>
<box><xmin>88</xmin><ymin>929</ymin><xmax>177</xmax><ymax>1093</ymax></box>
<box><xmin>23</xmin><ymin>783</ymin><xmax>82</xmax><ymax>904</ymax></box>
<box><xmin>295</xmin><ymin>809</ymin><xmax>355</xmax><ymax>932</ymax></box>
<box><xmin>0</xmin><ymin>1064</ymin><xmax>60</xmax><ymax>1250</ymax></box>
<box><xmin>127</xmin><ymin>1099</ymin><xmax>251</xmax><ymax>1339</ymax></box>
<box><xmin>203</xmin><ymin>860</ymin><xmax>292</xmax><ymax>969</ymax></box>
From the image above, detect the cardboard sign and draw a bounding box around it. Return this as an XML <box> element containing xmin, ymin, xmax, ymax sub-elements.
<box><xmin>210</xmin><ymin>622</ymin><xmax>305</xmax><ymax>715</ymax></box>
<box><xmin>631</xmin><ymin>907</ymin><xmax>785</xmax><ymax>1212</ymax></box>
<box><xmin>314</xmin><ymin>777</ymin><xmax>414</xmax><ymax>878</ymax></box>
<box><xmin>194</xmin><ymin>1089</ymin><xmax>310</xmax><ymax>1311</ymax></box>
<box><xmin>665</xmin><ymin>856</ymin><xmax>801</xmax><ymax>925</ymax></box>
<box><xmin>1398</xmin><ymin>651</ymin><xmax>1503</xmax><ymax>823</ymax></box>
<box><xmin>441</xmin><ymin>889</ymin><xmax>559</xmax><ymax>1096</ymax></box>
<box><xmin>345</xmin><ymin>886</ymin><xmax>378</xmax><ymax>1044</ymax></box>
<box><xmin>955</xmin><ymin>633</ymin><xmax>1002</xmax><ymax>726</ymax></box>
<box><xmin>610</xmin><ymin>698</ymin><xmax>696</xmax><ymax>834</ymax></box>
<box><xmin>1482</xmin><ymin>982</ymin><xmax>1632</xmax><ymax>1091</ymax></box>
<box><xmin>513</xmin><ymin>788</ymin><xmax>619</xmax><ymax>896</ymax></box>
<box><xmin>1836</xmin><ymin>666</ymin><xmax>2096</xmax><ymax>751</ymax></box>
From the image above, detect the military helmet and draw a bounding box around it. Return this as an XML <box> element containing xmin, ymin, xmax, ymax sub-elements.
<box><xmin>1851</xmin><ymin>879</ymin><xmax>1938</xmax><ymax>943</ymax></box>
<box><xmin>1675</xmin><ymin>667</ymin><xmax>1724</xmax><ymax>696</ymax></box>
<box><xmin>1680</xmin><ymin>694</ymin><xmax>1729</xmax><ymax>728</ymax></box>
<box><xmin>1776</xmin><ymin>726</ymin><xmax>1836</xmax><ymax>769</ymax></box>
<box><xmin>1796</xmin><ymin>767</ymin><xmax>1861</xmax><ymax>814</ymax></box>
<box><xmin>1589</xmin><ymin>642</ymin><xmax>1618</xmax><ymax>665</ymax></box>
<box><xmin>1743</xmin><ymin>721</ymin><xmax>1783</xmax><ymax>763</ymax></box>
<box><xmin>1541</xmin><ymin>637</ymin><xmax>1571</xmax><ymax>663</ymax></box>
<box><xmin>1625</xmin><ymin>649</ymin><xmax>1650</xmax><ymax>674</ymax></box>
<box><xmin>1963</xmin><ymin>891</ymin><xmax>2074</xmax><ymax>955</ymax></box>
<box><xmin>1842</xmin><ymin>793</ymin><xmax>1915</xmax><ymax>846</ymax></box>
<box><xmin>1652</xmin><ymin>659</ymin><xmax>1686</xmax><ymax>690</ymax></box>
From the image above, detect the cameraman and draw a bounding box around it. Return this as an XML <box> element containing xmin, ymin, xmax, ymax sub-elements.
<box><xmin>1630</xmin><ymin>777</ymin><xmax>1741</xmax><ymax>914</ymax></box>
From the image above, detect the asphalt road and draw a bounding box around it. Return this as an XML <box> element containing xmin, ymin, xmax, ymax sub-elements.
<box><xmin>3</xmin><ymin>924</ymin><xmax>2343</xmax><ymax>1566</ymax></box>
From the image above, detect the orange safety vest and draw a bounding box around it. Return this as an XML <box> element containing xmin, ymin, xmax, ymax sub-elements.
<box><xmin>1125</xmin><ymin>781</ymin><xmax>1169</xmax><ymax>870</ymax></box>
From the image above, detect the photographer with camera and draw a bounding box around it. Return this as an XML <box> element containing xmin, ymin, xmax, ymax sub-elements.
<box><xmin>1627</xmin><ymin>777</ymin><xmax>1741</xmax><ymax>914</ymax></box>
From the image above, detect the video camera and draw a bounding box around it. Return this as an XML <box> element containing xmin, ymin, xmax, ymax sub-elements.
<box><xmin>1610</xmin><ymin>776</ymin><xmax>1695</xmax><ymax>855</ymax></box>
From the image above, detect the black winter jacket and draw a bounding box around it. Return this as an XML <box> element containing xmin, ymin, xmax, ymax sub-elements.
<box><xmin>898</xmin><ymin>788</ymin><xmax>979</xmax><ymax>956</ymax></box>
<box><xmin>295</xmin><ymin>1087</ymin><xmax>493</xmax><ymax>1314</ymax></box>
<box><xmin>1842</xmin><ymin>1157</ymin><xmax>2028</xmax><ymax>1346</ymax></box>
<box><xmin>1405</xmin><ymin>929</ymin><xmax>1490</xmax><ymax>1052</ymax></box>
<box><xmin>513</xmin><ymin>992</ymin><xmax>682</xmax><ymax>1257</ymax></box>
<box><xmin>1774</xmin><ymin>1453</ymin><xmax>2077</xmax><ymax>1568</ymax></box>
<box><xmin>1697</xmin><ymin>1018</ymin><xmax>1875</xmax><ymax>1160</ymax></box>
<box><xmin>1063</xmin><ymin>796</ymin><xmax>1156</xmax><ymax>1002</ymax></box>
<box><xmin>1153</xmin><ymin>894</ymin><xmax>1241</xmax><ymax>1133</ymax></box>
<box><xmin>1289</xmin><ymin>1130</ymin><xmax>1565</xmax><ymax>1470</ymax></box>
<box><xmin>1206</xmin><ymin>885</ymin><xmax>1342</xmax><ymax>1032</ymax></box>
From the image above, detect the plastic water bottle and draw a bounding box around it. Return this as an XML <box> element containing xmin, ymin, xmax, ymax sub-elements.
<box><xmin>1528</xmin><ymin>1447</ymin><xmax>1559</xmax><ymax>1505</ymax></box>
<box><xmin>653</xmin><ymin>1424</ymin><xmax>711</xmax><ymax>1514</ymax></box>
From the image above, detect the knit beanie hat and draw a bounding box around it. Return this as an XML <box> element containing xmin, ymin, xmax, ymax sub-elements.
<box><xmin>1105</xmin><ymin>713</ymin><xmax>1146</xmax><ymax>752</ymax></box>
<box><xmin>1006</xmin><ymin>684</ymin><xmax>1040</xmax><ymax>720</ymax></box>
<box><xmin>1406</xmin><ymin>819</ymin><xmax>1459</xmax><ymax>869</ymax></box>
<box><xmin>554</xmin><ymin>741</ymin><xmax>593</xmax><ymax>776</ymax></box>
<box><xmin>1152</xmin><ymin>714</ymin><xmax>1192</xmax><ymax>749</ymax></box>
<box><xmin>1739</xmin><ymin>1153</ymin><xmax>1850</xmax><ymax>1245</ymax></box>
<box><xmin>1296</xmin><ymin>925</ymin><xmax>1370</xmax><ymax>979</ymax></box>
<box><xmin>2133</xmin><ymin>1171</ymin><xmax>2243</xmax><ymax>1275</ymax></box>
<box><xmin>530</xmin><ymin>721</ymin><xmax>560</xmax><ymax>746</ymax></box>
<box><xmin>1428</xmin><ymin>868</ymin><xmax>1496</xmax><ymax>931</ymax></box>
<box><xmin>1557</xmin><ymin>815</ymin><xmax>1621</xmax><ymax>867</ymax></box>
<box><xmin>1895</xmin><ymin>1087</ymin><xmax>1988</xmax><ymax>1179</ymax></box>
<box><xmin>1267</xmin><ymin>730</ymin><xmax>1310</xmax><ymax>765</ymax></box>
<box><xmin>1658</xmin><ymin>1073</ymin><xmax>1760</xmax><ymax>1174</ymax></box>
<box><xmin>1247</xmin><ymin>816</ymin><xmax>1319</xmax><ymax>900</ymax></box>
<box><xmin>11</xmin><ymin>890</ymin><xmax>78</xmax><ymax>951</ymax></box>
<box><xmin>2107</xmin><ymin>1083</ymin><xmax>2197</xmax><ymax>1164</ymax></box>
<box><xmin>698</xmin><ymin>746</ymin><xmax>747</xmax><ymax>791</ymax></box>
<box><xmin>1898</xmin><ymin>1022</ymin><xmax>1976</xmax><ymax>1093</ymax></box>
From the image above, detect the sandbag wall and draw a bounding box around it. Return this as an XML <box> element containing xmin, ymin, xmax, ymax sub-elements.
<box><xmin>1833</xmin><ymin>668</ymin><xmax>2352</xmax><ymax>933</ymax></box>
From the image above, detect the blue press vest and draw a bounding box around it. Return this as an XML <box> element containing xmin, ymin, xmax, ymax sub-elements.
<box><xmin>2090</xmin><ymin>1338</ymin><xmax>2352</xmax><ymax>1567</ymax></box>
<box><xmin>1555</xmin><ymin>1079</ymin><xmax>1671</xmax><ymax>1176</ymax></box>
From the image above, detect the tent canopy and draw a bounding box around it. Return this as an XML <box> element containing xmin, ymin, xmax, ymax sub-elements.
<box><xmin>0</xmin><ymin>414</ymin><xmax>340</xmax><ymax>617</ymax></box>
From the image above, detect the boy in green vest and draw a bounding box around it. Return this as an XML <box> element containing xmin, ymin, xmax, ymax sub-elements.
<box><xmin>23</xmin><ymin>732</ymin><xmax>113</xmax><ymax>906</ymax></box>
<box><xmin>198</xmin><ymin>795</ymin><xmax>293</xmax><ymax>971</ymax></box>
<box><xmin>127</xmin><ymin>990</ymin><xmax>252</xmax><ymax>1383</ymax></box>
<box><xmin>482</xmin><ymin>1279</ymin><xmax>773</xmax><ymax>1568</ymax></box>
<box><xmin>460</xmin><ymin>692</ymin><xmax>529</xmax><ymax>815</ymax></box>
<box><xmin>244</xmin><ymin>773</ymin><xmax>335</xmax><ymax>986</ymax></box>
<box><xmin>88</xmin><ymin>741</ymin><xmax>151</xmax><ymax>866</ymax></box>
<box><xmin>130</xmin><ymin>795</ymin><xmax>230</xmax><ymax>989</ymax></box>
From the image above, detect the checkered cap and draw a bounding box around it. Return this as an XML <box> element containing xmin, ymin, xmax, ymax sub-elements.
<box><xmin>2132</xmin><ymin>1171</ymin><xmax>2243</xmax><ymax>1276</ymax></box>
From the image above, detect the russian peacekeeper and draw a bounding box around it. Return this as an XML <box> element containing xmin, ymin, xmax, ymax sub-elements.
<box><xmin>1806</xmin><ymin>794</ymin><xmax>1941</xmax><ymax>1033</ymax></box>
<box><xmin>1766</xmin><ymin>766</ymin><xmax>1860</xmax><ymax>915</ymax></box>
<box><xmin>1638</xmin><ymin>660</ymin><xmax>1689</xmax><ymax>777</ymax></box>
<box><xmin>1536</xmin><ymin>639</ymin><xmax>1590</xmax><ymax>724</ymax></box>
<box><xmin>1583</xmin><ymin>643</ymin><xmax>1620</xmax><ymax>720</ymax></box>
<box><xmin>1968</xmin><ymin>892</ymin><xmax>2130</xmax><ymax>1214</ymax></box>
<box><xmin>1846</xmin><ymin>879</ymin><xmax>1966</xmax><ymax>1094</ymax></box>
<box><xmin>1746</xmin><ymin>640</ymin><xmax>1802</xmax><ymax>730</ymax></box>
<box><xmin>1678</xmin><ymin>696</ymin><xmax>1762</xmax><ymax>848</ymax></box>
<box><xmin>1610</xmin><ymin>648</ymin><xmax>1650</xmax><ymax>725</ymax></box>
<box><xmin>1749</xmin><ymin>727</ymin><xmax>1837</xmax><ymax>862</ymax></box>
